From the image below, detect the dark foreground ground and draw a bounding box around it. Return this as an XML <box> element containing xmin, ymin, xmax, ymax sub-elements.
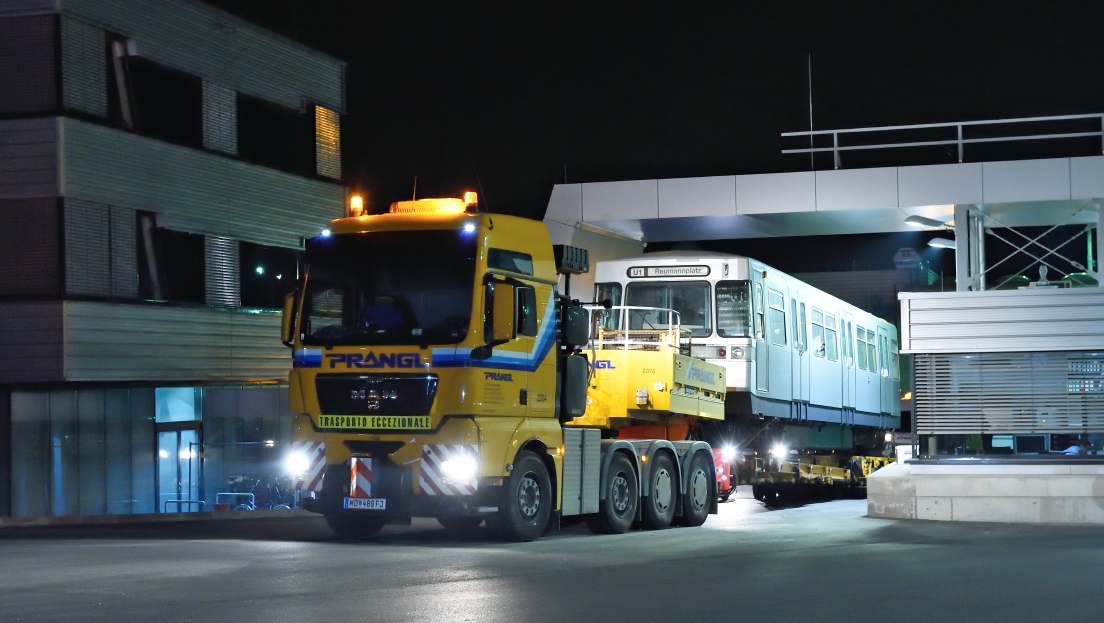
<box><xmin>1</xmin><ymin>490</ymin><xmax>1101</xmax><ymax>623</ymax></box>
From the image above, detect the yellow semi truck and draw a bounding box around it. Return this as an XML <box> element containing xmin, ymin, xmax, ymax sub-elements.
<box><xmin>283</xmin><ymin>193</ymin><xmax>725</xmax><ymax>540</ymax></box>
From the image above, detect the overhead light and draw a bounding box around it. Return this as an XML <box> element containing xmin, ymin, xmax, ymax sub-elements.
<box><xmin>905</xmin><ymin>215</ymin><xmax>948</xmax><ymax>229</ymax></box>
<box><xmin>928</xmin><ymin>238</ymin><xmax>956</xmax><ymax>249</ymax></box>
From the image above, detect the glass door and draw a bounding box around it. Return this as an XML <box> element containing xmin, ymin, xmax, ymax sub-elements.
<box><xmin>157</xmin><ymin>427</ymin><xmax>201</xmax><ymax>513</ymax></box>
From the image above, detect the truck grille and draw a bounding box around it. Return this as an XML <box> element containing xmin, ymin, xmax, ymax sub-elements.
<box><xmin>315</xmin><ymin>374</ymin><xmax>438</xmax><ymax>416</ymax></box>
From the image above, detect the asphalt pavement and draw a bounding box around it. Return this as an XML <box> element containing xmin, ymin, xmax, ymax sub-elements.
<box><xmin>1</xmin><ymin>490</ymin><xmax>1101</xmax><ymax>623</ymax></box>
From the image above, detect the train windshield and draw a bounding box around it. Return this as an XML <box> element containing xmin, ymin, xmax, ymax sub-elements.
<box><xmin>299</xmin><ymin>230</ymin><xmax>477</xmax><ymax>346</ymax></box>
<box><xmin>624</xmin><ymin>281</ymin><xmax>711</xmax><ymax>337</ymax></box>
<box><xmin>716</xmin><ymin>280</ymin><xmax>751</xmax><ymax>337</ymax></box>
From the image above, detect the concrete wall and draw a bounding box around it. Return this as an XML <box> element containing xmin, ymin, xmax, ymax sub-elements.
<box><xmin>868</xmin><ymin>462</ymin><xmax>1104</xmax><ymax>524</ymax></box>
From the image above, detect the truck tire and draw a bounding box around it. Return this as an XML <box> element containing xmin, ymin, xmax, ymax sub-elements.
<box><xmin>325</xmin><ymin>514</ymin><xmax>386</xmax><ymax>538</ymax></box>
<box><xmin>487</xmin><ymin>450</ymin><xmax>551</xmax><ymax>542</ymax></box>
<box><xmin>641</xmin><ymin>453</ymin><xmax>677</xmax><ymax>530</ymax></box>
<box><xmin>587</xmin><ymin>452</ymin><xmax>638</xmax><ymax>534</ymax></box>
<box><xmin>752</xmin><ymin>484</ymin><xmax>765</xmax><ymax>501</ymax></box>
<box><xmin>677</xmin><ymin>451</ymin><xmax>712</xmax><ymax>527</ymax></box>
<box><xmin>437</xmin><ymin>516</ymin><xmax>483</xmax><ymax>533</ymax></box>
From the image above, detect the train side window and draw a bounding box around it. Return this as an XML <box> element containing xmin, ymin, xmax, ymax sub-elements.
<box><xmin>867</xmin><ymin>330</ymin><xmax>877</xmax><ymax>371</ymax></box>
<box><xmin>768</xmin><ymin>289</ymin><xmax>786</xmax><ymax>346</ymax></box>
<box><xmin>845</xmin><ymin>321</ymin><xmax>853</xmax><ymax>362</ymax></box>
<box><xmin>800</xmin><ymin>302</ymin><xmax>807</xmax><ymax>351</ymax></box>
<box><xmin>856</xmin><ymin>325</ymin><xmax>868</xmax><ymax>370</ymax></box>
<box><xmin>790</xmin><ymin>299</ymin><xmax>799</xmax><ymax>350</ymax></box>
<box><xmin>890</xmin><ymin>338</ymin><xmax>899</xmax><ymax>379</ymax></box>
<box><xmin>811</xmin><ymin>308</ymin><xmax>825</xmax><ymax>358</ymax></box>
<box><xmin>824</xmin><ymin>314</ymin><xmax>838</xmax><ymax>361</ymax></box>
<box><xmin>754</xmin><ymin>284</ymin><xmax>765</xmax><ymax>340</ymax></box>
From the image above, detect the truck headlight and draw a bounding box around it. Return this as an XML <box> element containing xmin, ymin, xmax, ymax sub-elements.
<box><xmin>441</xmin><ymin>455</ymin><xmax>479</xmax><ymax>485</ymax></box>
<box><xmin>721</xmin><ymin>445</ymin><xmax>737</xmax><ymax>461</ymax></box>
<box><xmin>286</xmin><ymin>452</ymin><xmax>310</xmax><ymax>476</ymax></box>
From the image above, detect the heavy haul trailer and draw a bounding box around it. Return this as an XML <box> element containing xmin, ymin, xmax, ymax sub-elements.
<box><xmin>283</xmin><ymin>194</ymin><xmax>724</xmax><ymax>541</ymax></box>
<box><xmin>590</xmin><ymin>252</ymin><xmax>901</xmax><ymax>501</ymax></box>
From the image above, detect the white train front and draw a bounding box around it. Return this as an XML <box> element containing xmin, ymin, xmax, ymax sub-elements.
<box><xmin>592</xmin><ymin>252</ymin><xmax>900</xmax><ymax>451</ymax></box>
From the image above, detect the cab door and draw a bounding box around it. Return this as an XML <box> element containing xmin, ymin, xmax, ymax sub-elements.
<box><xmin>526</xmin><ymin>284</ymin><xmax>556</xmax><ymax>416</ymax></box>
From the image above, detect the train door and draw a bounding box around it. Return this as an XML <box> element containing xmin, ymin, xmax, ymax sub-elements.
<box><xmin>753</xmin><ymin>282</ymin><xmax>768</xmax><ymax>392</ymax></box>
<box><xmin>789</xmin><ymin>287</ymin><xmax>808</xmax><ymax>406</ymax></box>
<box><xmin>877</xmin><ymin>326</ymin><xmax>893</xmax><ymax>415</ymax></box>
<box><xmin>766</xmin><ymin>285</ymin><xmax>791</xmax><ymax>401</ymax></box>
<box><xmin>841</xmin><ymin>312</ymin><xmax>856</xmax><ymax>412</ymax></box>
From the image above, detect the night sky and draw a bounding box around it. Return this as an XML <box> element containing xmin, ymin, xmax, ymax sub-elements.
<box><xmin>208</xmin><ymin>1</ymin><xmax>1104</xmax><ymax>273</ymax></box>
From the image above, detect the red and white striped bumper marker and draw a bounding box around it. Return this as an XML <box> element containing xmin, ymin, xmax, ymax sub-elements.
<box><xmin>292</xmin><ymin>441</ymin><xmax>326</xmax><ymax>492</ymax></box>
<box><xmin>350</xmin><ymin>457</ymin><xmax>373</xmax><ymax>498</ymax></box>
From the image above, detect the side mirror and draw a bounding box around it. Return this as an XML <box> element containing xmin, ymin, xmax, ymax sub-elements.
<box><xmin>281</xmin><ymin>292</ymin><xmax>296</xmax><ymax>347</ymax></box>
<box><xmin>492</xmin><ymin>282</ymin><xmax>517</xmax><ymax>342</ymax></box>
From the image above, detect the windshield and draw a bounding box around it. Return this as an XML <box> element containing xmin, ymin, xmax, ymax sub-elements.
<box><xmin>300</xmin><ymin>230</ymin><xmax>477</xmax><ymax>346</ymax></box>
<box><xmin>716</xmin><ymin>280</ymin><xmax>750</xmax><ymax>337</ymax></box>
<box><xmin>624</xmin><ymin>281</ymin><xmax>711</xmax><ymax>337</ymax></box>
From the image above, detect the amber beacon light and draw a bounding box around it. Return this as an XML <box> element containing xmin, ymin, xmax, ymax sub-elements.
<box><xmin>349</xmin><ymin>195</ymin><xmax>365</xmax><ymax>217</ymax></box>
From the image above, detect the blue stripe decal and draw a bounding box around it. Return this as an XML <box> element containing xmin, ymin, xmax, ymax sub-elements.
<box><xmin>431</xmin><ymin>292</ymin><xmax>557</xmax><ymax>372</ymax></box>
<box><xmin>293</xmin><ymin>348</ymin><xmax>323</xmax><ymax>368</ymax></box>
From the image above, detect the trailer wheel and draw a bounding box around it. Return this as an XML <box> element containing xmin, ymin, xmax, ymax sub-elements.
<box><xmin>641</xmin><ymin>453</ymin><xmax>677</xmax><ymax>530</ymax></box>
<box><xmin>587</xmin><ymin>452</ymin><xmax>638</xmax><ymax>534</ymax></box>
<box><xmin>677</xmin><ymin>451</ymin><xmax>712</xmax><ymax>527</ymax></box>
<box><xmin>324</xmin><ymin>514</ymin><xmax>386</xmax><ymax>538</ymax></box>
<box><xmin>487</xmin><ymin>450</ymin><xmax>551</xmax><ymax>542</ymax></box>
<box><xmin>752</xmin><ymin>485</ymin><xmax>766</xmax><ymax>502</ymax></box>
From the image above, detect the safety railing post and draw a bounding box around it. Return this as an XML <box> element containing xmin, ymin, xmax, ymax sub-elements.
<box><xmin>957</xmin><ymin>124</ymin><xmax>964</xmax><ymax>162</ymax></box>
<box><xmin>833</xmin><ymin>132</ymin><xmax>840</xmax><ymax>169</ymax></box>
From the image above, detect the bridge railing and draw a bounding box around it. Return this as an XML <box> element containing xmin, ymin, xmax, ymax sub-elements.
<box><xmin>782</xmin><ymin>113</ymin><xmax>1104</xmax><ymax>169</ymax></box>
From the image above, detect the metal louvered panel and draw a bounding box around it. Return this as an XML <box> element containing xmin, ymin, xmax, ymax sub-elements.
<box><xmin>0</xmin><ymin>116</ymin><xmax>59</xmax><ymax>200</ymax></box>
<box><xmin>0</xmin><ymin>198</ymin><xmax>59</xmax><ymax>295</ymax></box>
<box><xmin>901</xmin><ymin>288</ymin><xmax>1104</xmax><ymax>354</ymax></box>
<box><xmin>204</xmin><ymin>236</ymin><xmax>239</xmax><ymax>307</ymax></box>
<box><xmin>202</xmin><ymin>82</ymin><xmax>237</xmax><ymax>155</ymax></box>
<box><xmin>60</xmin><ymin>16</ymin><xmax>106</xmax><ymax>117</ymax></box>
<box><xmin>315</xmin><ymin>105</ymin><xmax>341</xmax><ymax>180</ymax></box>
<box><xmin>109</xmin><ymin>206</ymin><xmax>136</xmax><ymax>298</ymax></box>
<box><xmin>61</xmin><ymin>117</ymin><xmax>343</xmax><ymax>248</ymax></box>
<box><xmin>64</xmin><ymin>198</ymin><xmax>111</xmax><ymax>296</ymax></box>
<box><xmin>915</xmin><ymin>352</ymin><xmax>1104</xmax><ymax>435</ymax></box>
<box><xmin>0</xmin><ymin>15</ymin><xmax>58</xmax><ymax>114</ymax></box>
<box><xmin>60</xmin><ymin>0</ymin><xmax>344</xmax><ymax>112</ymax></box>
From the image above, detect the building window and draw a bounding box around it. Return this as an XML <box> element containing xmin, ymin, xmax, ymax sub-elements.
<box><xmin>127</xmin><ymin>57</ymin><xmax>203</xmax><ymax>148</ymax></box>
<box><xmin>205</xmin><ymin>237</ymin><xmax>240</xmax><ymax>308</ymax></box>
<box><xmin>64</xmin><ymin>199</ymin><xmax>138</xmax><ymax>299</ymax></box>
<box><xmin>315</xmin><ymin>105</ymin><xmax>341</xmax><ymax>179</ymax></box>
<box><xmin>237</xmin><ymin>93</ymin><xmax>313</xmax><ymax>177</ymax></box>
<box><xmin>137</xmin><ymin>219</ymin><xmax>205</xmax><ymax>305</ymax></box>
<box><xmin>240</xmin><ymin>242</ymin><xmax>299</xmax><ymax>310</ymax></box>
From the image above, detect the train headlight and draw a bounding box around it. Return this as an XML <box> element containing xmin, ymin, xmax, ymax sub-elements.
<box><xmin>441</xmin><ymin>455</ymin><xmax>479</xmax><ymax>485</ymax></box>
<box><xmin>731</xmin><ymin>347</ymin><xmax>744</xmax><ymax>359</ymax></box>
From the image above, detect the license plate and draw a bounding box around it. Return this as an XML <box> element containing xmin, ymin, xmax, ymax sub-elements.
<box><xmin>344</xmin><ymin>497</ymin><xmax>386</xmax><ymax>510</ymax></box>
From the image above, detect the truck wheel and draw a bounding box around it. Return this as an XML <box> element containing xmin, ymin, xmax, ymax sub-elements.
<box><xmin>487</xmin><ymin>450</ymin><xmax>551</xmax><ymax>542</ymax></box>
<box><xmin>752</xmin><ymin>484</ymin><xmax>765</xmax><ymax>501</ymax></box>
<box><xmin>588</xmin><ymin>452</ymin><xmax>638</xmax><ymax>534</ymax></box>
<box><xmin>677</xmin><ymin>451</ymin><xmax>712</xmax><ymax>527</ymax></box>
<box><xmin>641</xmin><ymin>453</ymin><xmax>677</xmax><ymax>530</ymax></box>
<box><xmin>437</xmin><ymin>516</ymin><xmax>484</xmax><ymax>533</ymax></box>
<box><xmin>325</xmin><ymin>514</ymin><xmax>386</xmax><ymax>538</ymax></box>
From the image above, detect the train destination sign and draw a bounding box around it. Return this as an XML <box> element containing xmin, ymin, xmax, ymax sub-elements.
<box><xmin>627</xmin><ymin>265</ymin><xmax>711</xmax><ymax>278</ymax></box>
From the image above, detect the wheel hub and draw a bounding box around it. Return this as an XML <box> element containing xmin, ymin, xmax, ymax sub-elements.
<box><xmin>518</xmin><ymin>473</ymin><xmax>541</xmax><ymax>519</ymax></box>
<box><xmin>689</xmin><ymin>468</ymin><xmax>709</xmax><ymax>510</ymax></box>
<box><xmin>611</xmin><ymin>474</ymin><xmax>631</xmax><ymax>515</ymax></box>
<box><xmin>654</xmin><ymin>469</ymin><xmax>673</xmax><ymax>511</ymax></box>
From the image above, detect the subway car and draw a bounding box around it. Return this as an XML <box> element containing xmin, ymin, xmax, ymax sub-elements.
<box><xmin>592</xmin><ymin>252</ymin><xmax>900</xmax><ymax>455</ymax></box>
